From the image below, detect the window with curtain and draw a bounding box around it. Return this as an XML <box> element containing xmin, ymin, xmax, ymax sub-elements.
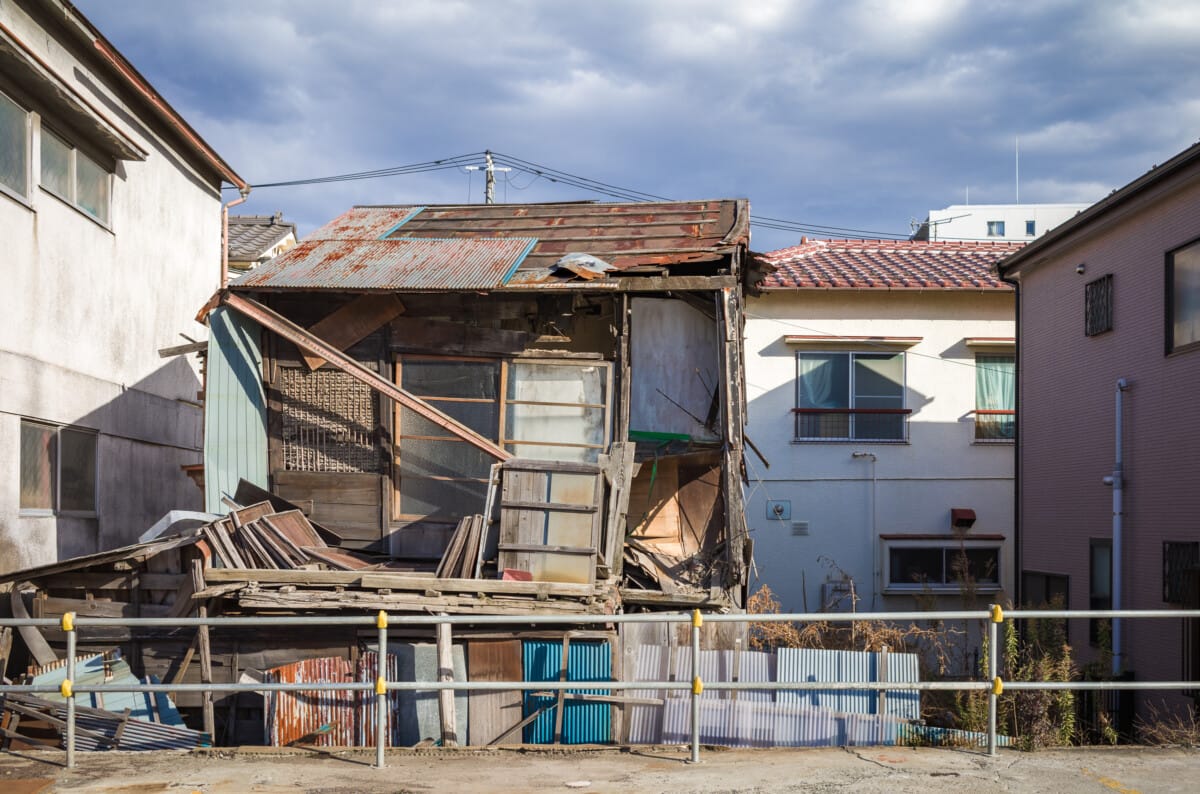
<box><xmin>974</xmin><ymin>353</ymin><xmax>1015</xmax><ymax>441</ymax></box>
<box><xmin>794</xmin><ymin>351</ymin><xmax>905</xmax><ymax>441</ymax></box>
<box><xmin>1168</xmin><ymin>239</ymin><xmax>1200</xmax><ymax>353</ymax></box>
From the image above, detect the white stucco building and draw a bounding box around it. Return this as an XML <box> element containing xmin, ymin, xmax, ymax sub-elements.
<box><xmin>745</xmin><ymin>239</ymin><xmax>1020</xmax><ymax>618</ymax></box>
<box><xmin>0</xmin><ymin>0</ymin><xmax>245</xmax><ymax>572</ymax></box>
<box><xmin>913</xmin><ymin>203</ymin><xmax>1090</xmax><ymax>242</ymax></box>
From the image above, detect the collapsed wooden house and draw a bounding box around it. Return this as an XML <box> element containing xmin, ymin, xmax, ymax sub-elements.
<box><xmin>1</xmin><ymin>199</ymin><xmax>768</xmax><ymax>748</ymax></box>
<box><xmin>203</xmin><ymin>199</ymin><xmax>761</xmax><ymax>610</ymax></box>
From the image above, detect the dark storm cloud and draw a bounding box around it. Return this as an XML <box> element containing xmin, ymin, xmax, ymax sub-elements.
<box><xmin>76</xmin><ymin>0</ymin><xmax>1200</xmax><ymax>249</ymax></box>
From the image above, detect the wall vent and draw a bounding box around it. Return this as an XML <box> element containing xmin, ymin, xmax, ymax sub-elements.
<box><xmin>791</xmin><ymin>521</ymin><xmax>810</xmax><ymax>536</ymax></box>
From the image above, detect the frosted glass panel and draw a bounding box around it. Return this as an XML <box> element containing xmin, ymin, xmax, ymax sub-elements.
<box><xmin>19</xmin><ymin>422</ymin><xmax>54</xmax><ymax>510</ymax></box>
<box><xmin>506</xmin><ymin>404</ymin><xmax>605</xmax><ymax>446</ymax></box>
<box><xmin>507</xmin><ymin>362</ymin><xmax>606</xmax><ymax>404</ymax></box>
<box><xmin>76</xmin><ymin>152</ymin><xmax>109</xmax><ymax>223</ymax></box>
<box><xmin>0</xmin><ymin>93</ymin><xmax>27</xmax><ymax>195</ymax></box>
<box><xmin>399</xmin><ymin>476</ymin><xmax>487</xmax><ymax>520</ymax></box>
<box><xmin>40</xmin><ymin>129</ymin><xmax>71</xmax><ymax>198</ymax></box>
<box><xmin>402</xmin><ymin>359</ymin><xmax>498</xmax><ymax>399</ymax></box>
<box><xmin>58</xmin><ymin>427</ymin><xmax>96</xmax><ymax>512</ymax></box>
<box><xmin>398</xmin><ymin>436</ymin><xmax>494</xmax><ymax>479</ymax></box>
<box><xmin>505</xmin><ymin>443</ymin><xmax>596</xmax><ymax>463</ymax></box>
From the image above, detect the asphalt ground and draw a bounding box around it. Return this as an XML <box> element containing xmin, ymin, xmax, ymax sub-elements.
<box><xmin>0</xmin><ymin>744</ymin><xmax>1196</xmax><ymax>793</ymax></box>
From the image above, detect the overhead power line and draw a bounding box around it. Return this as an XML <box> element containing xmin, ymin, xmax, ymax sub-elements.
<box><xmin>228</xmin><ymin>150</ymin><xmax>924</xmax><ymax>241</ymax></box>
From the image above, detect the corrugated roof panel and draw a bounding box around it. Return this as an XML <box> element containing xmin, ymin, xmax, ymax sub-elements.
<box><xmin>229</xmin><ymin>237</ymin><xmax>536</xmax><ymax>291</ymax></box>
<box><xmin>263</xmin><ymin>657</ymin><xmax>357</xmax><ymax>747</ymax></box>
<box><xmin>307</xmin><ymin>206</ymin><xmax>421</xmax><ymax>240</ymax></box>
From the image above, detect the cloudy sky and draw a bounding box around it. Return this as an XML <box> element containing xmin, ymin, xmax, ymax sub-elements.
<box><xmin>77</xmin><ymin>0</ymin><xmax>1200</xmax><ymax>251</ymax></box>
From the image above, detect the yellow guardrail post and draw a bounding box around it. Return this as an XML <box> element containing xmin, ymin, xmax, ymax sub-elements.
<box><xmin>62</xmin><ymin>611</ymin><xmax>77</xmax><ymax>769</ymax></box>
<box><xmin>988</xmin><ymin>604</ymin><xmax>1003</xmax><ymax>757</ymax></box>
<box><xmin>689</xmin><ymin>610</ymin><xmax>703</xmax><ymax>764</ymax></box>
<box><xmin>376</xmin><ymin>610</ymin><xmax>388</xmax><ymax>769</ymax></box>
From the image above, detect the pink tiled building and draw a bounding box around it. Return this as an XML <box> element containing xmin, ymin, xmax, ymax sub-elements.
<box><xmin>999</xmin><ymin>140</ymin><xmax>1200</xmax><ymax>717</ymax></box>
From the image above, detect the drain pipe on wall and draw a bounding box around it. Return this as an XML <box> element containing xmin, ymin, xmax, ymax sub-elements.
<box><xmin>1103</xmin><ymin>378</ymin><xmax>1130</xmax><ymax>676</ymax></box>
<box><xmin>221</xmin><ymin>188</ymin><xmax>251</xmax><ymax>288</ymax></box>
<box><xmin>853</xmin><ymin>451</ymin><xmax>879</xmax><ymax>610</ymax></box>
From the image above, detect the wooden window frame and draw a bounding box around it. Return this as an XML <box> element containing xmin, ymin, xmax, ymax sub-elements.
<box><xmin>392</xmin><ymin>354</ymin><xmax>613</xmax><ymax>524</ymax></box>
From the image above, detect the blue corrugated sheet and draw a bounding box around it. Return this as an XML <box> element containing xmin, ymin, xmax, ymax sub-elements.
<box><xmin>523</xmin><ymin>640</ymin><xmax>611</xmax><ymax>744</ymax></box>
<box><xmin>203</xmin><ymin>306</ymin><xmax>267</xmax><ymax>513</ymax></box>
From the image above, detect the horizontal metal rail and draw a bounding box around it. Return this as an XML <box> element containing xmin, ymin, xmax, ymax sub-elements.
<box><xmin>2</xmin><ymin>606</ymin><xmax>1198</xmax><ymax>769</ymax></box>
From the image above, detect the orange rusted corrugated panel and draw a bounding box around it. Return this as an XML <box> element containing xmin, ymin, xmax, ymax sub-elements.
<box><xmin>230</xmin><ymin>237</ymin><xmax>536</xmax><ymax>291</ymax></box>
<box><xmin>263</xmin><ymin>657</ymin><xmax>357</xmax><ymax>747</ymax></box>
<box><xmin>307</xmin><ymin>206</ymin><xmax>421</xmax><ymax>240</ymax></box>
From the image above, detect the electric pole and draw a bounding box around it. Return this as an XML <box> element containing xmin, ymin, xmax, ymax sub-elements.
<box><xmin>466</xmin><ymin>151</ymin><xmax>512</xmax><ymax>204</ymax></box>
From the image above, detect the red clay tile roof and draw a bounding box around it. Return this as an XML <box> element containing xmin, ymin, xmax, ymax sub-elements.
<box><xmin>760</xmin><ymin>239</ymin><xmax>1024</xmax><ymax>290</ymax></box>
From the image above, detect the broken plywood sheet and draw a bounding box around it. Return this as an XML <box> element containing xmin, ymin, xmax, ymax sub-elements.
<box><xmin>630</xmin><ymin>298</ymin><xmax>720</xmax><ymax>441</ymax></box>
<box><xmin>626</xmin><ymin>451</ymin><xmax>724</xmax><ymax>560</ymax></box>
<box><xmin>302</xmin><ymin>293</ymin><xmax>405</xmax><ymax>370</ymax></box>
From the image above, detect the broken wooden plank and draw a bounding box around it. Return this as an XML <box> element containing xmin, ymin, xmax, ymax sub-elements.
<box><xmin>436</xmin><ymin>619</ymin><xmax>457</xmax><ymax>746</ymax></box>
<box><xmin>302</xmin><ymin>293</ymin><xmax>405</xmax><ymax>370</ymax></box>
<box><xmin>388</xmin><ymin>316</ymin><xmax>529</xmax><ymax>357</ymax></box>
<box><xmin>233</xmin><ymin>479</ymin><xmax>341</xmax><ymax>545</ymax></box>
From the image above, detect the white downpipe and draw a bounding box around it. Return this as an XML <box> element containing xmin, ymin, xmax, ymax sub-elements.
<box><xmin>853</xmin><ymin>452</ymin><xmax>879</xmax><ymax>610</ymax></box>
<box><xmin>1107</xmin><ymin>379</ymin><xmax>1129</xmax><ymax>676</ymax></box>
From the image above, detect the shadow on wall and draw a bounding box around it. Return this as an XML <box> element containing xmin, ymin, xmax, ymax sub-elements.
<box><xmin>20</xmin><ymin>356</ymin><xmax>205</xmax><ymax>563</ymax></box>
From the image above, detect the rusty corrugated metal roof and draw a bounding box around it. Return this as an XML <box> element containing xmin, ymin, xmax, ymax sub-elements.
<box><xmin>229</xmin><ymin>200</ymin><xmax>749</xmax><ymax>292</ymax></box>
<box><xmin>380</xmin><ymin>200</ymin><xmax>748</xmax><ymax>273</ymax></box>
<box><xmin>228</xmin><ymin>237</ymin><xmax>536</xmax><ymax>291</ymax></box>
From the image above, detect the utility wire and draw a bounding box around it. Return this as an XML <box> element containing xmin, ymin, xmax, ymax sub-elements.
<box><xmin>226</xmin><ymin>150</ymin><xmax>979</xmax><ymax>242</ymax></box>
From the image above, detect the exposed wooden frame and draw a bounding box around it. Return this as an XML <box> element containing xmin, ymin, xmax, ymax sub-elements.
<box><xmin>221</xmin><ymin>292</ymin><xmax>510</xmax><ymax>461</ymax></box>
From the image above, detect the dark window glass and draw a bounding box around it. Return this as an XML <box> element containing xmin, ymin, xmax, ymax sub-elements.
<box><xmin>1168</xmin><ymin>240</ymin><xmax>1200</xmax><ymax>352</ymax></box>
<box><xmin>1090</xmin><ymin>539</ymin><xmax>1113</xmax><ymax>645</ymax></box>
<box><xmin>1163</xmin><ymin>541</ymin><xmax>1200</xmax><ymax>603</ymax></box>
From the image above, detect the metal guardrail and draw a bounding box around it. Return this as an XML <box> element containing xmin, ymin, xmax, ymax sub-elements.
<box><xmin>2</xmin><ymin>606</ymin><xmax>1198</xmax><ymax>769</ymax></box>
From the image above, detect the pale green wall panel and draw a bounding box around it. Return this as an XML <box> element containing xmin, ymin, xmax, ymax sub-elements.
<box><xmin>203</xmin><ymin>306</ymin><xmax>267</xmax><ymax>512</ymax></box>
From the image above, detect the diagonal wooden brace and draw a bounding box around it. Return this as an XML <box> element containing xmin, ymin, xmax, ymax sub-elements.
<box><xmin>221</xmin><ymin>291</ymin><xmax>510</xmax><ymax>461</ymax></box>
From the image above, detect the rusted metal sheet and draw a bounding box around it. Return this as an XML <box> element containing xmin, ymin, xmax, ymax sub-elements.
<box><xmin>263</xmin><ymin>657</ymin><xmax>357</xmax><ymax>747</ymax></box>
<box><xmin>229</xmin><ymin>238</ymin><xmax>536</xmax><ymax>291</ymax></box>
<box><xmin>252</xmin><ymin>200</ymin><xmax>744</xmax><ymax>287</ymax></box>
<box><xmin>307</xmin><ymin>206</ymin><xmax>422</xmax><ymax>240</ymax></box>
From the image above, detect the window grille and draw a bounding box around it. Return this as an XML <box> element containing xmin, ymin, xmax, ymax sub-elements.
<box><xmin>1163</xmin><ymin>541</ymin><xmax>1200</xmax><ymax>603</ymax></box>
<box><xmin>1085</xmin><ymin>274</ymin><xmax>1113</xmax><ymax>336</ymax></box>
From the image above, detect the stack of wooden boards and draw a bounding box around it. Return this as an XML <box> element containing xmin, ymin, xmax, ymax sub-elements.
<box><xmin>203</xmin><ymin>501</ymin><xmax>377</xmax><ymax>571</ymax></box>
<box><xmin>435</xmin><ymin>515</ymin><xmax>486</xmax><ymax>579</ymax></box>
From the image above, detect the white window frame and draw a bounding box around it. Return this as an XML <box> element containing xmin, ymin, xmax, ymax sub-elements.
<box><xmin>0</xmin><ymin>88</ymin><xmax>31</xmax><ymax>206</ymax></box>
<box><xmin>18</xmin><ymin>419</ymin><xmax>99</xmax><ymax>517</ymax></box>
<box><xmin>793</xmin><ymin>350</ymin><xmax>908</xmax><ymax>442</ymax></box>
<box><xmin>986</xmin><ymin>220</ymin><xmax>1005</xmax><ymax>237</ymax></box>
<box><xmin>39</xmin><ymin>123</ymin><xmax>112</xmax><ymax>227</ymax></box>
<box><xmin>883</xmin><ymin>538</ymin><xmax>1003</xmax><ymax>594</ymax></box>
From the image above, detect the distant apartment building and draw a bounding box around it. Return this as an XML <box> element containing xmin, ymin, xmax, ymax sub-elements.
<box><xmin>913</xmin><ymin>204</ymin><xmax>1091</xmax><ymax>242</ymax></box>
